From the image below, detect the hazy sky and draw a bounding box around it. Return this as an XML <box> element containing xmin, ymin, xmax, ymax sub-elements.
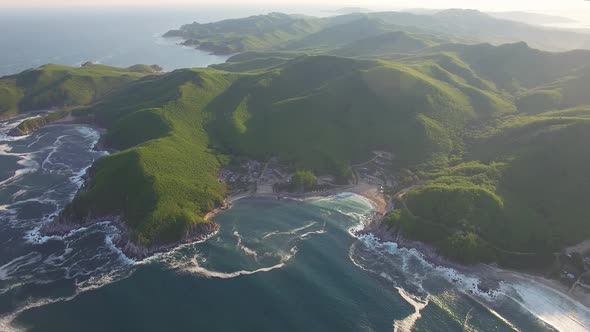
<box><xmin>1</xmin><ymin>0</ymin><xmax>590</xmax><ymax>21</ymax></box>
<box><xmin>1</xmin><ymin>0</ymin><xmax>589</xmax><ymax>11</ymax></box>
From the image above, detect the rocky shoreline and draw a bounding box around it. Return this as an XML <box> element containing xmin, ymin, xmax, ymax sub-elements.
<box><xmin>41</xmin><ymin>213</ymin><xmax>220</xmax><ymax>260</ymax></box>
<box><xmin>15</xmin><ymin>111</ymin><xmax>590</xmax><ymax>309</ymax></box>
<box><xmin>356</xmin><ymin>198</ymin><xmax>590</xmax><ymax>308</ymax></box>
<box><xmin>31</xmin><ymin>114</ymin><xmax>222</xmax><ymax>260</ymax></box>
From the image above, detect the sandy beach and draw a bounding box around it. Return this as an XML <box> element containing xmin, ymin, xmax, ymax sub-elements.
<box><xmin>493</xmin><ymin>267</ymin><xmax>590</xmax><ymax>309</ymax></box>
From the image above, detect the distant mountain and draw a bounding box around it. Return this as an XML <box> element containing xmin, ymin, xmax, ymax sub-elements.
<box><xmin>488</xmin><ymin>11</ymin><xmax>576</xmax><ymax>26</ymax></box>
<box><xmin>165</xmin><ymin>10</ymin><xmax>590</xmax><ymax>55</ymax></box>
<box><xmin>163</xmin><ymin>12</ymin><xmax>326</xmax><ymax>54</ymax></box>
<box><xmin>329</xmin><ymin>7</ymin><xmax>373</xmax><ymax>14</ymax></box>
<box><xmin>329</xmin><ymin>31</ymin><xmax>443</xmax><ymax>57</ymax></box>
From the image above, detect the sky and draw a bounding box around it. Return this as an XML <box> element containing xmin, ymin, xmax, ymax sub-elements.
<box><xmin>1</xmin><ymin>0</ymin><xmax>589</xmax><ymax>21</ymax></box>
<box><xmin>0</xmin><ymin>0</ymin><xmax>589</xmax><ymax>11</ymax></box>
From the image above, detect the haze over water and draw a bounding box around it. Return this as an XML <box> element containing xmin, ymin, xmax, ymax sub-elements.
<box><xmin>0</xmin><ymin>8</ymin><xmax>237</xmax><ymax>77</ymax></box>
<box><xmin>0</xmin><ymin>7</ymin><xmax>590</xmax><ymax>332</ymax></box>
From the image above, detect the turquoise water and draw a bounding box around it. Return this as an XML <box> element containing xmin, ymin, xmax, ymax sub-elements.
<box><xmin>1</xmin><ymin>119</ymin><xmax>590</xmax><ymax>331</ymax></box>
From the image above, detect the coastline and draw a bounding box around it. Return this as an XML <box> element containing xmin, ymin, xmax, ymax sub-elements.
<box><xmin>25</xmin><ymin>113</ymin><xmax>220</xmax><ymax>260</ymax></box>
<box><xmin>493</xmin><ymin>267</ymin><xmax>590</xmax><ymax>309</ymax></box>
<box><xmin>11</xmin><ymin>112</ymin><xmax>590</xmax><ymax>311</ymax></box>
<box><xmin>354</xmin><ymin>191</ymin><xmax>590</xmax><ymax>312</ymax></box>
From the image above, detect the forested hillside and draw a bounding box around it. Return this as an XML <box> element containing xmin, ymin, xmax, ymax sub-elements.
<box><xmin>7</xmin><ymin>12</ymin><xmax>590</xmax><ymax>262</ymax></box>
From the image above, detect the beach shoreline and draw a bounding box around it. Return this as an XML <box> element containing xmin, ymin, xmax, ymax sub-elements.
<box><xmin>13</xmin><ymin>112</ymin><xmax>590</xmax><ymax>313</ymax></box>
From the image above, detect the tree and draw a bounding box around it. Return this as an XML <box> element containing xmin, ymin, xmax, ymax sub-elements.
<box><xmin>290</xmin><ymin>170</ymin><xmax>317</xmax><ymax>192</ymax></box>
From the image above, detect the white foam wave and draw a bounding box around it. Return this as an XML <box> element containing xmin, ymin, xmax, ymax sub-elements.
<box><xmin>0</xmin><ymin>262</ymin><xmax>137</xmax><ymax>332</ymax></box>
<box><xmin>40</xmin><ymin>134</ymin><xmax>68</xmax><ymax>171</ymax></box>
<box><xmin>262</xmin><ymin>221</ymin><xmax>317</xmax><ymax>239</ymax></box>
<box><xmin>503</xmin><ymin>279</ymin><xmax>590</xmax><ymax>332</ymax></box>
<box><xmin>26</xmin><ymin>133</ymin><xmax>47</xmax><ymax>148</ymax></box>
<box><xmin>233</xmin><ymin>230</ymin><xmax>258</xmax><ymax>259</ymax></box>
<box><xmin>394</xmin><ymin>287</ymin><xmax>429</xmax><ymax>332</ymax></box>
<box><xmin>357</xmin><ymin>233</ymin><xmax>499</xmax><ymax>299</ymax></box>
<box><xmin>0</xmin><ymin>252</ymin><xmax>42</xmax><ymax>280</ymax></box>
<box><xmin>299</xmin><ymin>229</ymin><xmax>327</xmax><ymax>239</ymax></box>
<box><xmin>180</xmin><ymin>247</ymin><xmax>298</xmax><ymax>279</ymax></box>
<box><xmin>351</xmin><ymin>222</ymin><xmax>590</xmax><ymax>332</ymax></box>
<box><xmin>0</xmin><ymin>149</ymin><xmax>39</xmax><ymax>189</ymax></box>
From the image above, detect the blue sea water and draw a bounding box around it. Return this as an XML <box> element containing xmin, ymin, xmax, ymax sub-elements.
<box><xmin>0</xmin><ymin>115</ymin><xmax>590</xmax><ymax>331</ymax></box>
<box><xmin>0</xmin><ymin>8</ymin><xmax>590</xmax><ymax>332</ymax></box>
<box><xmin>0</xmin><ymin>8</ymin><xmax>234</xmax><ymax>77</ymax></box>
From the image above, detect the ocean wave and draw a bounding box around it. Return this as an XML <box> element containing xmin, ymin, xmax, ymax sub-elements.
<box><xmin>233</xmin><ymin>230</ymin><xmax>259</xmax><ymax>259</ymax></box>
<box><xmin>348</xmin><ymin>203</ymin><xmax>590</xmax><ymax>332</ymax></box>
<box><xmin>504</xmin><ymin>279</ymin><xmax>590</xmax><ymax>332</ymax></box>
<box><xmin>262</xmin><ymin>221</ymin><xmax>317</xmax><ymax>239</ymax></box>
<box><xmin>393</xmin><ymin>287</ymin><xmax>429</xmax><ymax>332</ymax></box>
<box><xmin>0</xmin><ymin>120</ymin><xmax>140</xmax><ymax>330</ymax></box>
<box><xmin>0</xmin><ymin>252</ymin><xmax>42</xmax><ymax>281</ymax></box>
<box><xmin>179</xmin><ymin>247</ymin><xmax>298</xmax><ymax>279</ymax></box>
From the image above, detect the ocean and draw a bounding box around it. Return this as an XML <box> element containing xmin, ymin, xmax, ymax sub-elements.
<box><xmin>0</xmin><ymin>8</ymin><xmax>590</xmax><ymax>332</ymax></box>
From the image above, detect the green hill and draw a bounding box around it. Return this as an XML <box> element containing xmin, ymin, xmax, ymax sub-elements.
<box><xmin>10</xmin><ymin>34</ymin><xmax>590</xmax><ymax>265</ymax></box>
<box><xmin>0</xmin><ymin>64</ymin><xmax>152</xmax><ymax>118</ymax></box>
<box><xmin>164</xmin><ymin>12</ymin><xmax>325</xmax><ymax>54</ymax></box>
<box><xmin>284</xmin><ymin>17</ymin><xmax>397</xmax><ymax>51</ymax></box>
<box><xmin>330</xmin><ymin>31</ymin><xmax>442</xmax><ymax>57</ymax></box>
<box><xmin>166</xmin><ymin>10</ymin><xmax>590</xmax><ymax>57</ymax></box>
<box><xmin>18</xmin><ymin>54</ymin><xmax>510</xmax><ymax>249</ymax></box>
<box><xmin>386</xmin><ymin>108</ymin><xmax>590</xmax><ymax>266</ymax></box>
<box><xmin>59</xmin><ymin>69</ymin><xmax>238</xmax><ymax>247</ymax></box>
<box><xmin>208</xmin><ymin>55</ymin><xmax>512</xmax><ymax>175</ymax></box>
<box><xmin>427</xmin><ymin>42</ymin><xmax>590</xmax><ymax>91</ymax></box>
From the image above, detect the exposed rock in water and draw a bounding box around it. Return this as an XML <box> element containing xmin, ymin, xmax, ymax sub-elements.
<box><xmin>114</xmin><ymin>220</ymin><xmax>220</xmax><ymax>259</ymax></box>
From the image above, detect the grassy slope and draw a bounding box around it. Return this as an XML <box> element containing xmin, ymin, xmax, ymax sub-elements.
<box><xmin>164</xmin><ymin>13</ymin><xmax>326</xmax><ymax>54</ymax></box>
<box><xmin>208</xmin><ymin>56</ymin><xmax>511</xmax><ymax>178</ymax></box>
<box><xmin>0</xmin><ymin>64</ymin><xmax>152</xmax><ymax>118</ymax></box>
<box><xmin>13</xmin><ymin>37</ymin><xmax>590</xmax><ymax>262</ymax></box>
<box><xmin>387</xmin><ymin>107</ymin><xmax>590</xmax><ymax>266</ymax></box>
<box><xmin>53</xmin><ymin>55</ymin><xmax>511</xmax><ymax>247</ymax></box>
<box><xmin>372</xmin><ymin>43</ymin><xmax>590</xmax><ymax>266</ymax></box>
<box><xmin>60</xmin><ymin>69</ymin><xmax>239</xmax><ymax>246</ymax></box>
<box><xmin>166</xmin><ymin>9</ymin><xmax>590</xmax><ymax>57</ymax></box>
<box><xmin>330</xmin><ymin>31</ymin><xmax>442</xmax><ymax>58</ymax></box>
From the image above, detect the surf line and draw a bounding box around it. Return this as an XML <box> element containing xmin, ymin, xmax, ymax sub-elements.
<box><xmin>393</xmin><ymin>287</ymin><xmax>429</xmax><ymax>332</ymax></box>
<box><xmin>181</xmin><ymin>246</ymin><xmax>299</xmax><ymax>279</ymax></box>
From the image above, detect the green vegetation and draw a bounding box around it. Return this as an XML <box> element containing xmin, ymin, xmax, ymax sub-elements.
<box><xmin>164</xmin><ymin>13</ymin><xmax>326</xmax><ymax>54</ymax></box>
<box><xmin>59</xmin><ymin>69</ymin><xmax>239</xmax><ymax>246</ymax></box>
<box><xmin>0</xmin><ymin>64</ymin><xmax>153</xmax><ymax>118</ymax></box>
<box><xmin>11</xmin><ymin>109</ymin><xmax>72</xmax><ymax>135</ymax></box>
<box><xmin>9</xmin><ymin>13</ymin><xmax>590</xmax><ymax>263</ymax></box>
<box><xmin>290</xmin><ymin>171</ymin><xmax>318</xmax><ymax>192</ymax></box>
<box><xmin>387</xmin><ymin>109</ymin><xmax>590</xmax><ymax>266</ymax></box>
<box><xmin>165</xmin><ymin>10</ymin><xmax>590</xmax><ymax>56</ymax></box>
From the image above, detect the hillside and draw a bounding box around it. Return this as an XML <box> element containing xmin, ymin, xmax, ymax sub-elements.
<box><xmin>423</xmin><ymin>42</ymin><xmax>590</xmax><ymax>91</ymax></box>
<box><xmin>0</xmin><ymin>63</ymin><xmax>156</xmax><ymax>119</ymax></box>
<box><xmin>163</xmin><ymin>12</ymin><xmax>325</xmax><ymax>54</ymax></box>
<box><xmin>387</xmin><ymin>109</ymin><xmax>590</xmax><ymax>267</ymax></box>
<box><xmin>55</xmin><ymin>69</ymin><xmax>239</xmax><ymax>248</ymax></box>
<box><xmin>10</xmin><ymin>35</ymin><xmax>590</xmax><ymax>266</ymax></box>
<box><xmin>15</xmin><ymin>54</ymin><xmax>514</xmax><ymax>250</ymax></box>
<box><xmin>165</xmin><ymin>10</ymin><xmax>590</xmax><ymax>56</ymax></box>
<box><xmin>329</xmin><ymin>31</ymin><xmax>443</xmax><ymax>57</ymax></box>
<box><xmin>207</xmin><ymin>55</ymin><xmax>512</xmax><ymax>176</ymax></box>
